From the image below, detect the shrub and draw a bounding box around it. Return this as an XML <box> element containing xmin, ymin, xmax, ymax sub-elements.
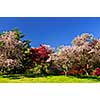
<box><xmin>29</xmin><ymin>44</ymin><xmax>53</xmax><ymax>63</ymax></box>
<box><xmin>95</xmin><ymin>68</ymin><xmax>100</xmax><ymax>76</ymax></box>
<box><xmin>48</xmin><ymin>66</ymin><xmax>63</xmax><ymax>75</ymax></box>
<box><xmin>28</xmin><ymin>44</ymin><xmax>54</xmax><ymax>75</ymax></box>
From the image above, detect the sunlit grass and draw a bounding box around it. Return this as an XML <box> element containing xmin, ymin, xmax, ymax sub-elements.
<box><xmin>0</xmin><ymin>75</ymin><xmax>100</xmax><ymax>83</ymax></box>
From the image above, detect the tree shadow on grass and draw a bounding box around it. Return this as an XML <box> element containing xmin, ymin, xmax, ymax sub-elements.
<box><xmin>0</xmin><ymin>74</ymin><xmax>22</xmax><ymax>80</ymax></box>
<box><xmin>23</xmin><ymin>74</ymin><xmax>49</xmax><ymax>78</ymax></box>
<box><xmin>0</xmin><ymin>74</ymin><xmax>46</xmax><ymax>80</ymax></box>
<box><xmin>0</xmin><ymin>73</ymin><xmax>49</xmax><ymax>80</ymax></box>
<box><xmin>1</xmin><ymin>74</ymin><xmax>100</xmax><ymax>81</ymax></box>
<box><xmin>75</xmin><ymin>75</ymin><xmax>100</xmax><ymax>81</ymax></box>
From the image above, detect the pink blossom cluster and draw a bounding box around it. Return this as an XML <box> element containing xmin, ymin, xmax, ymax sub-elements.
<box><xmin>47</xmin><ymin>33</ymin><xmax>100</xmax><ymax>75</ymax></box>
<box><xmin>0</xmin><ymin>31</ymin><xmax>25</xmax><ymax>68</ymax></box>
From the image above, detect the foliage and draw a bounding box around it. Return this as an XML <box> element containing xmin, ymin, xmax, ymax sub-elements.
<box><xmin>48</xmin><ymin>66</ymin><xmax>63</xmax><ymax>75</ymax></box>
<box><xmin>48</xmin><ymin>33</ymin><xmax>100</xmax><ymax>76</ymax></box>
<box><xmin>13</xmin><ymin>28</ymin><xmax>25</xmax><ymax>40</ymax></box>
<box><xmin>95</xmin><ymin>68</ymin><xmax>100</xmax><ymax>76</ymax></box>
<box><xmin>27</xmin><ymin>44</ymin><xmax>54</xmax><ymax>75</ymax></box>
<box><xmin>0</xmin><ymin>29</ymin><xmax>31</xmax><ymax>74</ymax></box>
<box><xmin>26</xmin><ymin>62</ymin><xmax>50</xmax><ymax>76</ymax></box>
<box><xmin>0</xmin><ymin>41</ymin><xmax>5</xmax><ymax>47</ymax></box>
<box><xmin>0</xmin><ymin>29</ymin><xmax>100</xmax><ymax>78</ymax></box>
<box><xmin>29</xmin><ymin>44</ymin><xmax>53</xmax><ymax>63</ymax></box>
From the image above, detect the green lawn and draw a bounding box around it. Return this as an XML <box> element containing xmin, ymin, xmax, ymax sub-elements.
<box><xmin>0</xmin><ymin>75</ymin><xmax>100</xmax><ymax>83</ymax></box>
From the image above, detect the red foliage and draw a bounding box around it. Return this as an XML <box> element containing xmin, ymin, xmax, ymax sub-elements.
<box><xmin>59</xmin><ymin>71</ymin><xmax>65</xmax><ymax>75</ymax></box>
<box><xmin>67</xmin><ymin>65</ymin><xmax>85</xmax><ymax>75</ymax></box>
<box><xmin>29</xmin><ymin>45</ymin><xmax>51</xmax><ymax>64</ymax></box>
<box><xmin>95</xmin><ymin>68</ymin><xmax>100</xmax><ymax>76</ymax></box>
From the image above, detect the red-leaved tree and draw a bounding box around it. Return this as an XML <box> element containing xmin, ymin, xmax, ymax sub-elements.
<box><xmin>28</xmin><ymin>44</ymin><xmax>54</xmax><ymax>75</ymax></box>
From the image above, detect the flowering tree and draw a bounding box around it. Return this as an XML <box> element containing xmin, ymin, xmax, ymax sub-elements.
<box><xmin>47</xmin><ymin>33</ymin><xmax>100</xmax><ymax>76</ymax></box>
<box><xmin>0</xmin><ymin>29</ymin><xmax>30</xmax><ymax>74</ymax></box>
<box><xmin>0</xmin><ymin>30</ymin><xmax>100</xmax><ymax>77</ymax></box>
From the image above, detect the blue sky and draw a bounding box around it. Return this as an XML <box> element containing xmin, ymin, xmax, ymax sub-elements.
<box><xmin>0</xmin><ymin>17</ymin><xmax>100</xmax><ymax>48</ymax></box>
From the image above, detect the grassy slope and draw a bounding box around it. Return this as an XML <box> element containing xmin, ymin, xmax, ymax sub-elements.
<box><xmin>0</xmin><ymin>75</ymin><xmax>100</xmax><ymax>83</ymax></box>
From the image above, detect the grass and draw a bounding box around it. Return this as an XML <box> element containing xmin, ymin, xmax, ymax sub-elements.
<box><xmin>0</xmin><ymin>74</ymin><xmax>100</xmax><ymax>83</ymax></box>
